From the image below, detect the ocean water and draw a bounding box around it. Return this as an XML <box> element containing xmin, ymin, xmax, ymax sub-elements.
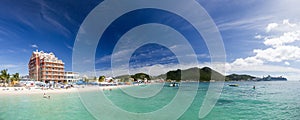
<box><xmin>0</xmin><ymin>81</ymin><xmax>299</xmax><ymax>120</ymax></box>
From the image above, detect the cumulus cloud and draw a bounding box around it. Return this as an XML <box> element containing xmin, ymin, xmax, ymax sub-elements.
<box><xmin>254</xmin><ymin>45</ymin><xmax>300</xmax><ymax>62</ymax></box>
<box><xmin>232</xmin><ymin>19</ymin><xmax>300</xmax><ymax>64</ymax></box>
<box><xmin>231</xmin><ymin>57</ymin><xmax>263</xmax><ymax>66</ymax></box>
<box><xmin>229</xmin><ymin>19</ymin><xmax>300</xmax><ymax>80</ymax></box>
<box><xmin>264</xmin><ymin>31</ymin><xmax>300</xmax><ymax>47</ymax></box>
<box><xmin>265</xmin><ymin>23</ymin><xmax>278</xmax><ymax>32</ymax></box>
<box><xmin>283</xmin><ymin>19</ymin><xmax>296</xmax><ymax>27</ymax></box>
<box><xmin>228</xmin><ymin>64</ymin><xmax>300</xmax><ymax>74</ymax></box>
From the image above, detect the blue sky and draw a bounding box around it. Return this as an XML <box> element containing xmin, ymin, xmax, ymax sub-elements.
<box><xmin>1</xmin><ymin>0</ymin><xmax>300</xmax><ymax>80</ymax></box>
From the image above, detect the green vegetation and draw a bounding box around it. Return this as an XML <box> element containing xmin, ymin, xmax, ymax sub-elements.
<box><xmin>113</xmin><ymin>67</ymin><xmax>258</xmax><ymax>82</ymax></box>
<box><xmin>0</xmin><ymin>69</ymin><xmax>10</xmax><ymax>84</ymax></box>
<box><xmin>98</xmin><ymin>76</ymin><xmax>105</xmax><ymax>82</ymax></box>
<box><xmin>131</xmin><ymin>73</ymin><xmax>150</xmax><ymax>81</ymax></box>
<box><xmin>0</xmin><ymin>69</ymin><xmax>20</xmax><ymax>86</ymax></box>
<box><xmin>166</xmin><ymin>67</ymin><xmax>225</xmax><ymax>81</ymax></box>
<box><xmin>225</xmin><ymin>74</ymin><xmax>256</xmax><ymax>81</ymax></box>
<box><xmin>152</xmin><ymin>74</ymin><xmax>167</xmax><ymax>80</ymax></box>
<box><xmin>115</xmin><ymin>75</ymin><xmax>132</xmax><ymax>82</ymax></box>
<box><xmin>11</xmin><ymin>73</ymin><xmax>20</xmax><ymax>83</ymax></box>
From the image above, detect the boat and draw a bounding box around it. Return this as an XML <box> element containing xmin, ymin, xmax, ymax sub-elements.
<box><xmin>228</xmin><ymin>84</ymin><xmax>239</xmax><ymax>87</ymax></box>
<box><xmin>169</xmin><ymin>82</ymin><xmax>180</xmax><ymax>87</ymax></box>
<box><xmin>257</xmin><ymin>75</ymin><xmax>287</xmax><ymax>81</ymax></box>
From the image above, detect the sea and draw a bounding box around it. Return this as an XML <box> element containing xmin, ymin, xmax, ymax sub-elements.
<box><xmin>0</xmin><ymin>81</ymin><xmax>299</xmax><ymax>120</ymax></box>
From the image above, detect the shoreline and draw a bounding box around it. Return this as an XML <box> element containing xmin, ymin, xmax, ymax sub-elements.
<box><xmin>0</xmin><ymin>85</ymin><xmax>133</xmax><ymax>96</ymax></box>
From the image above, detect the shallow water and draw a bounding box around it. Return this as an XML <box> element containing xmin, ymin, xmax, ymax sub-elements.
<box><xmin>0</xmin><ymin>81</ymin><xmax>299</xmax><ymax>120</ymax></box>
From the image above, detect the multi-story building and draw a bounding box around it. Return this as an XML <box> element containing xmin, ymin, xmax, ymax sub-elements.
<box><xmin>64</xmin><ymin>71</ymin><xmax>80</xmax><ymax>83</ymax></box>
<box><xmin>28</xmin><ymin>50</ymin><xmax>65</xmax><ymax>83</ymax></box>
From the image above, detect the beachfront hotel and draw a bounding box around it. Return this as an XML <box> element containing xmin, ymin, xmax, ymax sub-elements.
<box><xmin>28</xmin><ymin>50</ymin><xmax>65</xmax><ymax>83</ymax></box>
<box><xmin>64</xmin><ymin>71</ymin><xmax>80</xmax><ymax>83</ymax></box>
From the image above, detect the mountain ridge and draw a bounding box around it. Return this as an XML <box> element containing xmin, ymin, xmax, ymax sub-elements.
<box><xmin>115</xmin><ymin>67</ymin><xmax>257</xmax><ymax>81</ymax></box>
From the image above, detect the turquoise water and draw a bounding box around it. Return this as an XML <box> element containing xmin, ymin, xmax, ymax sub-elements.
<box><xmin>0</xmin><ymin>81</ymin><xmax>299</xmax><ymax>120</ymax></box>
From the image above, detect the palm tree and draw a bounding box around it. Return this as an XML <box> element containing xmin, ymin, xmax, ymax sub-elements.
<box><xmin>98</xmin><ymin>76</ymin><xmax>105</xmax><ymax>82</ymax></box>
<box><xmin>0</xmin><ymin>69</ymin><xmax>10</xmax><ymax>87</ymax></box>
<box><xmin>10</xmin><ymin>73</ymin><xmax>20</xmax><ymax>86</ymax></box>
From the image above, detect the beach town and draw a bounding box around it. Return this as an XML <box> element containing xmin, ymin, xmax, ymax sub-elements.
<box><xmin>0</xmin><ymin>50</ymin><xmax>151</xmax><ymax>96</ymax></box>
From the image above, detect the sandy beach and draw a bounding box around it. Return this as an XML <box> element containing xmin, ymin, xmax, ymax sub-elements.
<box><xmin>0</xmin><ymin>85</ymin><xmax>133</xmax><ymax>96</ymax></box>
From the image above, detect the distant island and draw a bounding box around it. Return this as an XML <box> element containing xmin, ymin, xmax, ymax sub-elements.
<box><xmin>115</xmin><ymin>67</ymin><xmax>287</xmax><ymax>82</ymax></box>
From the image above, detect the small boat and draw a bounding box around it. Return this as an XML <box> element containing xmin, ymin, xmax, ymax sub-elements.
<box><xmin>169</xmin><ymin>82</ymin><xmax>180</xmax><ymax>87</ymax></box>
<box><xmin>228</xmin><ymin>84</ymin><xmax>239</xmax><ymax>87</ymax></box>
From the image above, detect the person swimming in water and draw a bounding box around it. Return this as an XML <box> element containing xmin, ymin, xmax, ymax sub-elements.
<box><xmin>253</xmin><ymin>85</ymin><xmax>256</xmax><ymax>89</ymax></box>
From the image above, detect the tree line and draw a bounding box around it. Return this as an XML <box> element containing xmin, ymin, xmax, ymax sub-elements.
<box><xmin>0</xmin><ymin>69</ymin><xmax>20</xmax><ymax>87</ymax></box>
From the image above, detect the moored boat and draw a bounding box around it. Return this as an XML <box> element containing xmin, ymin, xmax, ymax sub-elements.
<box><xmin>228</xmin><ymin>84</ymin><xmax>239</xmax><ymax>87</ymax></box>
<box><xmin>169</xmin><ymin>82</ymin><xmax>180</xmax><ymax>87</ymax></box>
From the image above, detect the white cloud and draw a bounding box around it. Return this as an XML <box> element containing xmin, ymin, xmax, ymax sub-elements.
<box><xmin>65</xmin><ymin>43</ymin><xmax>73</xmax><ymax>50</ymax></box>
<box><xmin>231</xmin><ymin>57</ymin><xmax>263</xmax><ymax>66</ymax></box>
<box><xmin>0</xmin><ymin>64</ymin><xmax>19</xmax><ymax>69</ymax></box>
<box><xmin>265</xmin><ymin>23</ymin><xmax>278</xmax><ymax>32</ymax></box>
<box><xmin>264</xmin><ymin>19</ymin><xmax>300</xmax><ymax>33</ymax></box>
<box><xmin>254</xmin><ymin>45</ymin><xmax>300</xmax><ymax>62</ymax></box>
<box><xmin>264</xmin><ymin>31</ymin><xmax>300</xmax><ymax>47</ymax></box>
<box><xmin>233</xmin><ymin>19</ymin><xmax>300</xmax><ymax>64</ymax></box>
<box><xmin>283</xmin><ymin>19</ymin><xmax>296</xmax><ymax>27</ymax></box>
<box><xmin>284</xmin><ymin>61</ymin><xmax>290</xmax><ymax>65</ymax></box>
<box><xmin>254</xmin><ymin>35</ymin><xmax>263</xmax><ymax>39</ymax></box>
<box><xmin>95</xmin><ymin>55</ymin><xmax>111</xmax><ymax>64</ymax></box>
<box><xmin>0</xmin><ymin>63</ymin><xmax>28</xmax><ymax>76</ymax></box>
<box><xmin>217</xmin><ymin>15</ymin><xmax>273</xmax><ymax>31</ymax></box>
<box><xmin>231</xmin><ymin>46</ymin><xmax>300</xmax><ymax>66</ymax></box>
<box><xmin>228</xmin><ymin>64</ymin><xmax>300</xmax><ymax>73</ymax></box>
<box><xmin>229</xmin><ymin>19</ymin><xmax>300</xmax><ymax>80</ymax></box>
<box><xmin>31</xmin><ymin>44</ymin><xmax>38</xmax><ymax>48</ymax></box>
<box><xmin>39</xmin><ymin>1</ymin><xmax>71</xmax><ymax>38</ymax></box>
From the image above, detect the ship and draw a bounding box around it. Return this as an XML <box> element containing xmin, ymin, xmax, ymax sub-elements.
<box><xmin>257</xmin><ymin>75</ymin><xmax>287</xmax><ymax>81</ymax></box>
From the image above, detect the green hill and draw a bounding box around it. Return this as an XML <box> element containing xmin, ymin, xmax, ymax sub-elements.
<box><xmin>131</xmin><ymin>73</ymin><xmax>151</xmax><ymax>81</ymax></box>
<box><xmin>166</xmin><ymin>67</ymin><xmax>225</xmax><ymax>81</ymax></box>
<box><xmin>115</xmin><ymin>73</ymin><xmax>151</xmax><ymax>81</ymax></box>
<box><xmin>114</xmin><ymin>67</ymin><xmax>256</xmax><ymax>82</ymax></box>
<box><xmin>225</xmin><ymin>74</ymin><xmax>256</xmax><ymax>81</ymax></box>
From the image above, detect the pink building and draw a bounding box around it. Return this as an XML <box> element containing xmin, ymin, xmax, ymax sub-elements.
<box><xmin>28</xmin><ymin>50</ymin><xmax>65</xmax><ymax>83</ymax></box>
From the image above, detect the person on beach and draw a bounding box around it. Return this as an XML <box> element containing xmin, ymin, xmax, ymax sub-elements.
<box><xmin>43</xmin><ymin>93</ymin><xmax>47</xmax><ymax>98</ymax></box>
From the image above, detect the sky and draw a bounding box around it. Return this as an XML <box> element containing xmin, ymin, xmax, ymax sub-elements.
<box><xmin>0</xmin><ymin>0</ymin><xmax>300</xmax><ymax>80</ymax></box>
